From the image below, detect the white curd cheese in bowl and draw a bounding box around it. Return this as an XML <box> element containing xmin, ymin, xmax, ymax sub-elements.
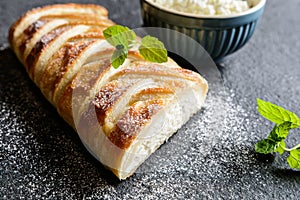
<box><xmin>150</xmin><ymin>0</ymin><xmax>251</xmax><ymax>15</ymax></box>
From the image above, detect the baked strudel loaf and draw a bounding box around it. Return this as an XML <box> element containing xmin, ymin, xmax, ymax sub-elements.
<box><xmin>9</xmin><ymin>3</ymin><xmax>208</xmax><ymax>179</ymax></box>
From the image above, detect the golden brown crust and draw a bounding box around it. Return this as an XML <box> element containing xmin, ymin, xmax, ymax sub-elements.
<box><xmin>41</xmin><ymin>13</ymin><xmax>108</xmax><ymax>20</ymax></box>
<box><xmin>18</xmin><ymin>19</ymin><xmax>49</xmax><ymax>57</ymax></box>
<box><xmin>129</xmin><ymin>87</ymin><xmax>174</xmax><ymax>104</ymax></box>
<box><xmin>39</xmin><ymin>40</ymin><xmax>94</xmax><ymax>102</ymax></box>
<box><xmin>69</xmin><ymin>27</ymin><xmax>105</xmax><ymax>40</ymax></box>
<box><xmin>108</xmin><ymin>100</ymin><xmax>164</xmax><ymax>149</ymax></box>
<box><xmin>9</xmin><ymin>3</ymin><xmax>108</xmax><ymax>52</ymax></box>
<box><xmin>41</xmin><ymin>14</ymin><xmax>114</xmax><ymax>26</ymax></box>
<box><xmin>8</xmin><ymin>17</ymin><xmax>21</xmax><ymax>49</ymax></box>
<box><xmin>138</xmin><ymin>87</ymin><xmax>174</xmax><ymax>95</ymax></box>
<box><xmin>57</xmin><ymin>59</ymin><xmax>111</xmax><ymax>126</ymax></box>
<box><xmin>93</xmin><ymin>81</ymin><xmax>133</xmax><ymax>127</ymax></box>
<box><xmin>25</xmin><ymin>25</ymin><xmax>72</xmax><ymax>76</ymax></box>
<box><xmin>113</xmin><ymin>63</ymin><xmax>204</xmax><ymax>84</ymax></box>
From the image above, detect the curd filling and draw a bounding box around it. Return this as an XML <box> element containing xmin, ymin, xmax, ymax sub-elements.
<box><xmin>150</xmin><ymin>0</ymin><xmax>251</xmax><ymax>15</ymax></box>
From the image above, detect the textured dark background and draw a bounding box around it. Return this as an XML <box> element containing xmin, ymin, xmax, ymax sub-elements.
<box><xmin>1</xmin><ymin>0</ymin><xmax>300</xmax><ymax>199</ymax></box>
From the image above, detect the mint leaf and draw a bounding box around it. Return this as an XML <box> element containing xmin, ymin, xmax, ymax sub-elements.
<box><xmin>256</xmin><ymin>122</ymin><xmax>291</xmax><ymax>155</ymax></box>
<box><xmin>274</xmin><ymin>140</ymin><xmax>286</xmax><ymax>155</ymax></box>
<box><xmin>257</xmin><ymin>98</ymin><xmax>300</xmax><ymax>128</ymax></box>
<box><xmin>268</xmin><ymin>121</ymin><xmax>292</xmax><ymax>142</ymax></box>
<box><xmin>287</xmin><ymin>149</ymin><xmax>300</xmax><ymax>170</ymax></box>
<box><xmin>139</xmin><ymin>35</ymin><xmax>168</xmax><ymax>63</ymax></box>
<box><xmin>103</xmin><ymin>25</ymin><xmax>168</xmax><ymax>69</ymax></box>
<box><xmin>255</xmin><ymin>98</ymin><xmax>300</xmax><ymax>170</ymax></box>
<box><xmin>103</xmin><ymin>25</ymin><xmax>136</xmax><ymax>47</ymax></box>
<box><xmin>111</xmin><ymin>48</ymin><xmax>128</xmax><ymax>69</ymax></box>
<box><xmin>255</xmin><ymin>139</ymin><xmax>276</xmax><ymax>154</ymax></box>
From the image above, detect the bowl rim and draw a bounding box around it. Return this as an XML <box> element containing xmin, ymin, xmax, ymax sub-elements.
<box><xmin>143</xmin><ymin>0</ymin><xmax>266</xmax><ymax>19</ymax></box>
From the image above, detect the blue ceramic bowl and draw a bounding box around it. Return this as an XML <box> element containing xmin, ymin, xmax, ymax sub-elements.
<box><xmin>140</xmin><ymin>0</ymin><xmax>266</xmax><ymax>61</ymax></box>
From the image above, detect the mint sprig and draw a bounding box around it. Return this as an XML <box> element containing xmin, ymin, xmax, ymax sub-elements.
<box><xmin>103</xmin><ymin>25</ymin><xmax>168</xmax><ymax>69</ymax></box>
<box><xmin>255</xmin><ymin>98</ymin><xmax>300</xmax><ymax>170</ymax></box>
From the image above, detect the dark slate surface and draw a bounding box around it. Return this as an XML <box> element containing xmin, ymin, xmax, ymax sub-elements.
<box><xmin>1</xmin><ymin>0</ymin><xmax>300</xmax><ymax>199</ymax></box>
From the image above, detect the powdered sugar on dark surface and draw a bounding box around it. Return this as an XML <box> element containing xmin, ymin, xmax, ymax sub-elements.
<box><xmin>1</xmin><ymin>0</ymin><xmax>300</xmax><ymax>199</ymax></box>
<box><xmin>1</xmin><ymin>47</ymin><xmax>299</xmax><ymax>199</ymax></box>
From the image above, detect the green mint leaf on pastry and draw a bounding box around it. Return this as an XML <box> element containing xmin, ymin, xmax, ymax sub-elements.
<box><xmin>103</xmin><ymin>25</ymin><xmax>167</xmax><ymax>69</ymax></box>
<box><xmin>111</xmin><ymin>47</ymin><xmax>128</xmax><ymax>69</ymax></box>
<box><xmin>139</xmin><ymin>35</ymin><xmax>168</xmax><ymax>63</ymax></box>
<box><xmin>103</xmin><ymin>25</ymin><xmax>136</xmax><ymax>47</ymax></box>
